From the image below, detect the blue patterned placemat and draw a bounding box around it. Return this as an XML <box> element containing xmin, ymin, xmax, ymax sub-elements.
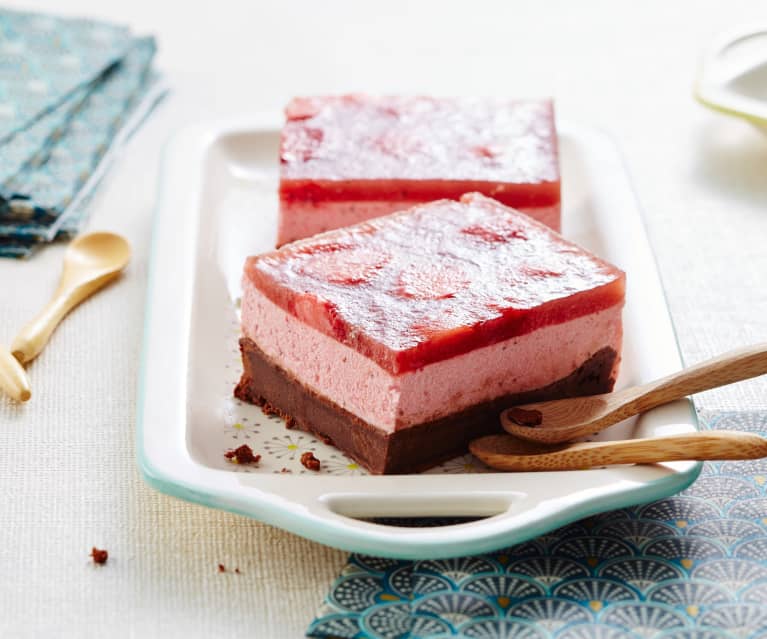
<box><xmin>308</xmin><ymin>410</ymin><xmax>767</xmax><ymax>638</ymax></box>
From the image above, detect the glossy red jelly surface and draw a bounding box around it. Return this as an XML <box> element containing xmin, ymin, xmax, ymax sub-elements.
<box><xmin>247</xmin><ymin>194</ymin><xmax>625</xmax><ymax>374</ymax></box>
<box><xmin>280</xmin><ymin>95</ymin><xmax>560</xmax><ymax>209</ymax></box>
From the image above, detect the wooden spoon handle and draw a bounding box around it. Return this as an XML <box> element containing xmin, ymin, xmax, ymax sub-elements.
<box><xmin>472</xmin><ymin>431</ymin><xmax>767</xmax><ymax>472</ymax></box>
<box><xmin>564</xmin><ymin>431</ymin><xmax>767</xmax><ymax>467</ymax></box>
<box><xmin>623</xmin><ymin>343</ymin><xmax>767</xmax><ymax>416</ymax></box>
<box><xmin>11</xmin><ymin>273</ymin><xmax>118</xmax><ymax>364</ymax></box>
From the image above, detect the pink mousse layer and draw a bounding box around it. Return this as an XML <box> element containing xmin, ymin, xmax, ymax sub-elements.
<box><xmin>242</xmin><ymin>278</ymin><xmax>622</xmax><ymax>433</ymax></box>
<box><xmin>276</xmin><ymin>200</ymin><xmax>561</xmax><ymax>246</ymax></box>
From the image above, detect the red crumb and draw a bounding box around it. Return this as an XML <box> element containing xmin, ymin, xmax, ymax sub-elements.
<box><xmin>319</xmin><ymin>433</ymin><xmax>334</xmax><ymax>445</ymax></box>
<box><xmin>219</xmin><ymin>564</ymin><xmax>242</xmax><ymax>574</ymax></box>
<box><xmin>280</xmin><ymin>467</ymin><xmax>291</xmax><ymax>474</ymax></box>
<box><xmin>90</xmin><ymin>547</ymin><xmax>108</xmax><ymax>565</ymax></box>
<box><xmin>300</xmin><ymin>452</ymin><xmax>321</xmax><ymax>471</ymax></box>
<box><xmin>506</xmin><ymin>407</ymin><xmax>543</xmax><ymax>427</ymax></box>
<box><xmin>224</xmin><ymin>444</ymin><xmax>261</xmax><ymax>465</ymax></box>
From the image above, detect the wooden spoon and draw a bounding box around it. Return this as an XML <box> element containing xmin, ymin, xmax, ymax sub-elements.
<box><xmin>0</xmin><ymin>344</ymin><xmax>31</xmax><ymax>402</ymax></box>
<box><xmin>470</xmin><ymin>431</ymin><xmax>767</xmax><ymax>472</ymax></box>
<box><xmin>10</xmin><ymin>232</ymin><xmax>131</xmax><ymax>364</ymax></box>
<box><xmin>500</xmin><ymin>343</ymin><xmax>767</xmax><ymax>444</ymax></box>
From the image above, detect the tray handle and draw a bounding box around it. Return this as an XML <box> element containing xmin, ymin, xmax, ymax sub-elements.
<box><xmin>319</xmin><ymin>490</ymin><xmax>527</xmax><ymax>521</ymax></box>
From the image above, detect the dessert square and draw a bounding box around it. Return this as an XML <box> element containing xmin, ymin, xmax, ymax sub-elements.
<box><xmin>277</xmin><ymin>95</ymin><xmax>560</xmax><ymax>245</ymax></box>
<box><xmin>236</xmin><ymin>193</ymin><xmax>625</xmax><ymax>474</ymax></box>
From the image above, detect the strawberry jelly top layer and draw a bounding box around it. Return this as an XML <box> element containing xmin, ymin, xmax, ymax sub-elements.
<box><xmin>246</xmin><ymin>194</ymin><xmax>625</xmax><ymax>375</ymax></box>
<box><xmin>279</xmin><ymin>95</ymin><xmax>560</xmax><ymax>208</ymax></box>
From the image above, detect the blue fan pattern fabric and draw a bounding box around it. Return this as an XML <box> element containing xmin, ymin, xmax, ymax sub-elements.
<box><xmin>308</xmin><ymin>410</ymin><xmax>767</xmax><ymax>638</ymax></box>
<box><xmin>0</xmin><ymin>9</ymin><xmax>163</xmax><ymax>258</ymax></box>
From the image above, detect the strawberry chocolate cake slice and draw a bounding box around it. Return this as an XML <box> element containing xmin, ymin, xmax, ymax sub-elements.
<box><xmin>236</xmin><ymin>193</ymin><xmax>625</xmax><ymax>474</ymax></box>
<box><xmin>277</xmin><ymin>95</ymin><xmax>560</xmax><ymax>245</ymax></box>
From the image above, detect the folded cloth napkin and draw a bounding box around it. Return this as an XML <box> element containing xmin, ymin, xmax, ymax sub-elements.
<box><xmin>0</xmin><ymin>9</ymin><xmax>164</xmax><ymax>258</ymax></box>
<box><xmin>308</xmin><ymin>410</ymin><xmax>767</xmax><ymax>639</ymax></box>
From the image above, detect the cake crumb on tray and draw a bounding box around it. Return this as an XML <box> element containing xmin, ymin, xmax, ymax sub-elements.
<box><xmin>300</xmin><ymin>452</ymin><xmax>321</xmax><ymax>471</ymax></box>
<box><xmin>224</xmin><ymin>444</ymin><xmax>261</xmax><ymax>465</ymax></box>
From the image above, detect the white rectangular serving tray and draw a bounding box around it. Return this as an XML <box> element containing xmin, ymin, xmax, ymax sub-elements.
<box><xmin>137</xmin><ymin>115</ymin><xmax>700</xmax><ymax>559</ymax></box>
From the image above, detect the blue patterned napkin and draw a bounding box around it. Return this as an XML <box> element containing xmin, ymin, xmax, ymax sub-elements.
<box><xmin>0</xmin><ymin>9</ymin><xmax>132</xmax><ymax>143</ymax></box>
<box><xmin>308</xmin><ymin>410</ymin><xmax>767</xmax><ymax>639</ymax></box>
<box><xmin>0</xmin><ymin>9</ymin><xmax>163</xmax><ymax>258</ymax></box>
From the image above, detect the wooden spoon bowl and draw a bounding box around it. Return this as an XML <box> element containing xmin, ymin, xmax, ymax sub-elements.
<box><xmin>0</xmin><ymin>345</ymin><xmax>31</xmax><ymax>402</ymax></box>
<box><xmin>501</xmin><ymin>343</ymin><xmax>767</xmax><ymax>444</ymax></box>
<box><xmin>11</xmin><ymin>232</ymin><xmax>131</xmax><ymax>365</ymax></box>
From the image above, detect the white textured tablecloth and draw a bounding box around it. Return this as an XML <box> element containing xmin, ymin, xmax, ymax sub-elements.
<box><xmin>1</xmin><ymin>1</ymin><xmax>766</xmax><ymax>637</ymax></box>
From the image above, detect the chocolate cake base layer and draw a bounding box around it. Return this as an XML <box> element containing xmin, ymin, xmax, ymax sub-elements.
<box><xmin>234</xmin><ymin>337</ymin><xmax>618</xmax><ymax>475</ymax></box>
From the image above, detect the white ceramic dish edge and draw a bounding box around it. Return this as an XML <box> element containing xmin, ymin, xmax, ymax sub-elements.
<box><xmin>136</xmin><ymin>115</ymin><xmax>701</xmax><ymax>559</ymax></box>
<box><xmin>694</xmin><ymin>24</ymin><xmax>767</xmax><ymax>131</ymax></box>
